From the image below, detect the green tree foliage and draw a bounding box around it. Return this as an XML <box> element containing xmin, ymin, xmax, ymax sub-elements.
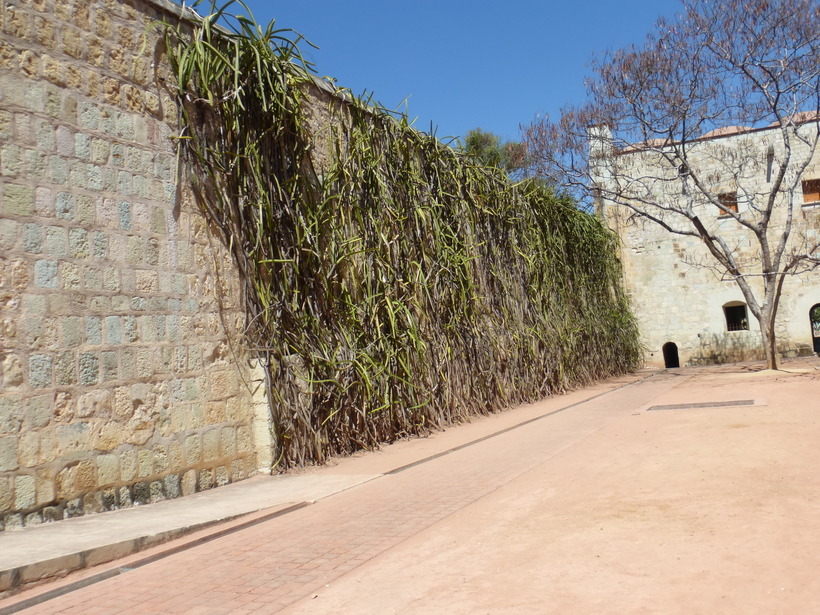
<box><xmin>462</xmin><ymin>128</ymin><xmax>527</xmax><ymax>176</ymax></box>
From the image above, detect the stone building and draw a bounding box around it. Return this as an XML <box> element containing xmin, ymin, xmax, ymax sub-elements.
<box><xmin>0</xmin><ymin>0</ymin><xmax>276</xmax><ymax>533</ymax></box>
<box><xmin>591</xmin><ymin>119</ymin><xmax>820</xmax><ymax>367</ymax></box>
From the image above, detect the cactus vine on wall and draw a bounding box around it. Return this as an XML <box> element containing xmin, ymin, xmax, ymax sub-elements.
<box><xmin>163</xmin><ymin>1</ymin><xmax>642</xmax><ymax>470</ymax></box>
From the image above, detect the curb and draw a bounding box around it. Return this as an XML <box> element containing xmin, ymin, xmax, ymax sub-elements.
<box><xmin>0</xmin><ymin>502</ymin><xmax>308</xmax><ymax>614</ymax></box>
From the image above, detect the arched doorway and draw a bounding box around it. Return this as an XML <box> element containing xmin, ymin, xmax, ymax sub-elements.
<box><xmin>662</xmin><ymin>342</ymin><xmax>680</xmax><ymax>368</ymax></box>
<box><xmin>810</xmin><ymin>304</ymin><xmax>820</xmax><ymax>354</ymax></box>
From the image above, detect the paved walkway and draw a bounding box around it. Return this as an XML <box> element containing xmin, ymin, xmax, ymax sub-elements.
<box><xmin>1</xmin><ymin>360</ymin><xmax>819</xmax><ymax>614</ymax></box>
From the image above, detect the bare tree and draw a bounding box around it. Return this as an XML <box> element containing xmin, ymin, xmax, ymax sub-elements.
<box><xmin>524</xmin><ymin>0</ymin><xmax>820</xmax><ymax>369</ymax></box>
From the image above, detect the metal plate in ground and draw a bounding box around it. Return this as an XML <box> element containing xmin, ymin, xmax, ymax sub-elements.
<box><xmin>647</xmin><ymin>400</ymin><xmax>755</xmax><ymax>411</ymax></box>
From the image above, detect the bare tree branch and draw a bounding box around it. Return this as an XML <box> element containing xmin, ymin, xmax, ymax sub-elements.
<box><xmin>522</xmin><ymin>0</ymin><xmax>820</xmax><ymax>369</ymax></box>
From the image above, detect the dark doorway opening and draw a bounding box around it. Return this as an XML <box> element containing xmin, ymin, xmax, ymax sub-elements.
<box><xmin>810</xmin><ymin>304</ymin><xmax>820</xmax><ymax>354</ymax></box>
<box><xmin>662</xmin><ymin>342</ymin><xmax>680</xmax><ymax>368</ymax></box>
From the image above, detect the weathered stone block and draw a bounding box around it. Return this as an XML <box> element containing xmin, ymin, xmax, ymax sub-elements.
<box><xmin>84</xmin><ymin>264</ymin><xmax>102</xmax><ymax>290</ymax></box>
<box><xmin>220</xmin><ymin>427</ymin><xmax>237</xmax><ymax>458</ymax></box>
<box><xmin>153</xmin><ymin>444</ymin><xmax>168</xmax><ymax>473</ymax></box>
<box><xmin>199</xmin><ymin>468</ymin><xmax>213</xmax><ymax>490</ymax></box>
<box><xmin>137</xmin><ymin>449</ymin><xmax>153</xmax><ymax>478</ymax></box>
<box><xmin>101</xmin><ymin>351</ymin><xmax>117</xmax><ymax>381</ymax></box>
<box><xmin>185</xmin><ymin>434</ymin><xmax>201</xmax><ymax>466</ymax></box>
<box><xmin>101</xmin><ymin>488</ymin><xmax>117</xmax><ymax>511</ymax></box>
<box><xmin>4</xmin><ymin>513</ymin><xmax>23</xmax><ymax>530</ymax></box>
<box><xmin>54</xmin><ymin>351</ymin><xmax>77</xmax><ymax>386</ymax></box>
<box><xmin>102</xmin><ymin>267</ymin><xmax>119</xmax><ymax>292</ymax></box>
<box><xmin>83</xmin><ymin>491</ymin><xmax>103</xmax><ymax>514</ymax></box>
<box><xmin>209</xmin><ymin>370</ymin><xmax>238</xmax><ymax>400</ymax></box>
<box><xmin>92</xmin><ymin>231</ymin><xmax>106</xmax><ymax>258</ymax></box>
<box><xmin>50</xmin><ymin>156</ymin><xmax>68</xmax><ymax>184</ymax></box>
<box><xmin>120</xmin><ymin>449</ymin><xmax>137</xmax><ymax>482</ymax></box>
<box><xmin>61</xmin><ymin>316</ymin><xmax>83</xmax><ymax>347</ymax></box>
<box><xmin>14</xmin><ymin>475</ymin><xmax>35</xmax><ymax>510</ymax></box>
<box><xmin>45</xmin><ymin>226</ymin><xmax>67</xmax><ymax>257</ymax></box>
<box><xmin>237</xmin><ymin>425</ymin><xmax>252</xmax><ymax>454</ymax></box>
<box><xmin>26</xmin><ymin>395</ymin><xmax>52</xmax><ymax>429</ymax></box>
<box><xmin>24</xmin><ymin>511</ymin><xmax>43</xmax><ymax>527</ymax></box>
<box><xmin>29</xmin><ymin>354</ymin><xmax>53</xmax><ymax>388</ymax></box>
<box><xmin>57</xmin><ymin>423</ymin><xmax>91</xmax><ymax>456</ymax></box>
<box><xmin>0</xmin><ymin>437</ymin><xmax>18</xmax><ymax>472</ymax></box>
<box><xmin>25</xmin><ymin>149</ymin><xmax>49</xmax><ymax>180</ymax></box>
<box><xmin>133</xmin><ymin>481</ymin><xmax>150</xmax><ymax>505</ymax></box>
<box><xmin>74</xmin><ymin>132</ymin><xmax>90</xmax><ymax>159</ymax></box>
<box><xmin>97</xmin><ymin>454</ymin><xmax>119</xmax><ymax>486</ymax></box>
<box><xmin>16</xmin><ymin>431</ymin><xmax>38</xmax><ymax>467</ymax></box>
<box><xmin>2</xmin><ymin>183</ymin><xmax>34</xmax><ymax>216</ymax></box>
<box><xmin>85</xmin><ymin>316</ymin><xmax>102</xmax><ymax>345</ymax></box>
<box><xmin>77</xmin><ymin>388</ymin><xmax>111</xmax><ymax>418</ymax></box>
<box><xmin>187</xmin><ymin>403</ymin><xmax>204</xmax><ymax>429</ymax></box>
<box><xmin>55</xmin><ymin>191</ymin><xmax>74</xmax><ymax>219</ymax></box>
<box><xmin>94</xmin><ymin>422</ymin><xmax>121</xmax><ymax>450</ymax></box>
<box><xmin>33</xmin><ymin>259</ymin><xmax>58</xmax><ymax>288</ymax></box>
<box><xmin>149</xmin><ymin>480</ymin><xmax>164</xmax><ymax>503</ymax></box>
<box><xmin>78</xmin><ymin>101</ymin><xmax>100</xmax><ymax>130</ymax></box>
<box><xmin>75</xmin><ymin>195</ymin><xmax>95</xmax><ymax>225</ymax></box>
<box><xmin>73</xmin><ymin>460</ymin><xmax>96</xmax><ymax>492</ymax></box>
<box><xmin>64</xmin><ymin>498</ymin><xmax>83</xmax><ymax>518</ymax></box>
<box><xmin>68</xmin><ymin>227</ymin><xmax>89</xmax><ymax>258</ymax></box>
<box><xmin>22</xmin><ymin>293</ymin><xmax>46</xmax><ymax>314</ymax></box>
<box><xmin>21</xmin><ymin>222</ymin><xmax>43</xmax><ymax>253</ymax></box>
<box><xmin>1</xmin><ymin>144</ymin><xmax>22</xmax><ymax>176</ymax></box>
<box><xmin>59</xmin><ymin>262</ymin><xmax>80</xmax><ymax>289</ymax></box>
<box><xmin>215</xmin><ymin>465</ymin><xmax>229</xmax><ymax>487</ymax></box>
<box><xmin>104</xmin><ymin>315</ymin><xmax>121</xmax><ymax>345</ymax></box>
<box><xmin>2</xmin><ymin>354</ymin><xmax>24</xmax><ymax>387</ymax></box>
<box><xmin>78</xmin><ymin>353</ymin><xmax>99</xmax><ymax>386</ymax></box>
<box><xmin>86</xmin><ymin>164</ymin><xmax>103</xmax><ymax>191</ymax></box>
<box><xmin>6</xmin><ymin>258</ymin><xmax>30</xmax><ymax>290</ymax></box>
<box><xmin>135</xmin><ymin>269</ymin><xmax>158</xmax><ymax>293</ymax></box>
<box><xmin>125</xmin><ymin>235</ymin><xmax>143</xmax><ymax>264</ymax></box>
<box><xmin>0</xmin><ymin>218</ymin><xmax>19</xmax><ymax>251</ymax></box>
<box><xmin>167</xmin><ymin>439</ymin><xmax>183</xmax><ymax>471</ymax></box>
<box><xmin>163</xmin><ymin>474</ymin><xmax>179</xmax><ymax>499</ymax></box>
<box><xmin>203</xmin><ymin>429</ymin><xmax>220</xmax><ymax>462</ymax></box>
<box><xmin>54</xmin><ymin>391</ymin><xmax>75</xmax><ymax>424</ymax></box>
<box><xmin>42</xmin><ymin>506</ymin><xmax>62</xmax><ymax>523</ymax></box>
<box><xmin>123</xmin><ymin>316</ymin><xmax>137</xmax><ymax>343</ymax></box>
<box><xmin>181</xmin><ymin>469</ymin><xmax>196</xmax><ymax>496</ymax></box>
<box><xmin>0</xmin><ymin>477</ymin><xmax>12</xmax><ymax>513</ymax></box>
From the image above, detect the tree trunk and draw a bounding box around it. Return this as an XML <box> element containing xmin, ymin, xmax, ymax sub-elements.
<box><xmin>758</xmin><ymin>315</ymin><xmax>779</xmax><ymax>370</ymax></box>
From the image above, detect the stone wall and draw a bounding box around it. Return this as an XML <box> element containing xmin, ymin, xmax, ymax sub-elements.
<box><xmin>0</xmin><ymin>0</ymin><xmax>264</xmax><ymax>529</ymax></box>
<box><xmin>595</xmin><ymin>124</ymin><xmax>820</xmax><ymax>367</ymax></box>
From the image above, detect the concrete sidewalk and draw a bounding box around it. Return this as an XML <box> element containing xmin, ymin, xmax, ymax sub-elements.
<box><xmin>0</xmin><ymin>369</ymin><xmax>653</xmax><ymax>599</ymax></box>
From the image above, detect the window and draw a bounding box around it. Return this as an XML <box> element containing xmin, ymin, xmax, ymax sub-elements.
<box><xmin>802</xmin><ymin>178</ymin><xmax>820</xmax><ymax>205</ymax></box>
<box><xmin>717</xmin><ymin>192</ymin><xmax>738</xmax><ymax>217</ymax></box>
<box><xmin>723</xmin><ymin>302</ymin><xmax>748</xmax><ymax>331</ymax></box>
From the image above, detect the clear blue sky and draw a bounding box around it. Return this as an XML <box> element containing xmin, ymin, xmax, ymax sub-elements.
<box><xmin>231</xmin><ymin>1</ymin><xmax>681</xmax><ymax>144</ymax></box>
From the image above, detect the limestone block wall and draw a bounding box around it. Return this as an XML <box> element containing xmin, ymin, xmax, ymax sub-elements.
<box><xmin>599</xmin><ymin>124</ymin><xmax>820</xmax><ymax>367</ymax></box>
<box><xmin>0</xmin><ymin>0</ymin><xmax>264</xmax><ymax>530</ymax></box>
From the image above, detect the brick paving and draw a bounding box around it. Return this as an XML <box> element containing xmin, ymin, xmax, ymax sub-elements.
<box><xmin>10</xmin><ymin>375</ymin><xmax>679</xmax><ymax>615</ymax></box>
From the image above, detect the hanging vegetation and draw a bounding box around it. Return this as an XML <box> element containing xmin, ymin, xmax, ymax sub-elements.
<box><xmin>163</xmin><ymin>1</ymin><xmax>642</xmax><ymax>470</ymax></box>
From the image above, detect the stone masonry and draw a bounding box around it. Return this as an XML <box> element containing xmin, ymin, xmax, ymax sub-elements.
<box><xmin>593</xmin><ymin>123</ymin><xmax>820</xmax><ymax>367</ymax></box>
<box><xmin>0</xmin><ymin>0</ymin><xmax>266</xmax><ymax>530</ymax></box>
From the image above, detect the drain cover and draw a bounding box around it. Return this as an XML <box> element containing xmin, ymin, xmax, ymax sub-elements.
<box><xmin>647</xmin><ymin>400</ymin><xmax>755</xmax><ymax>411</ymax></box>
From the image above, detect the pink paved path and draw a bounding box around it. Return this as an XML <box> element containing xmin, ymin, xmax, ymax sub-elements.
<box><xmin>6</xmin><ymin>374</ymin><xmax>679</xmax><ymax>614</ymax></box>
<box><xmin>6</xmin><ymin>364</ymin><xmax>820</xmax><ymax>614</ymax></box>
